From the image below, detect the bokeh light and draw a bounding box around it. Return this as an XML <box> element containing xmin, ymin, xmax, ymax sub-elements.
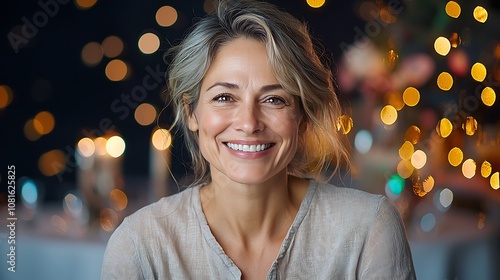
<box><xmin>33</xmin><ymin>111</ymin><xmax>55</xmax><ymax>135</ymax></box>
<box><xmin>491</xmin><ymin>172</ymin><xmax>499</xmax><ymax>190</ymax></box>
<box><xmin>105</xmin><ymin>59</ymin><xmax>128</xmax><ymax>81</ymax></box>
<box><xmin>21</xmin><ymin>179</ymin><xmax>38</xmax><ymax>208</ymax></box>
<box><xmin>399</xmin><ymin>141</ymin><xmax>414</xmax><ymax>161</ymax></box>
<box><xmin>462</xmin><ymin>116</ymin><xmax>478</xmax><ymax>136</ymax></box>
<box><xmin>156</xmin><ymin>6</ymin><xmax>178</xmax><ymax>27</ymax></box>
<box><xmin>481</xmin><ymin>161</ymin><xmax>492</xmax><ymax>178</ymax></box>
<box><xmin>24</xmin><ymin>119</ymin><xmax>42</xmax><ymax>141</ymax></box>
<box><xmin>471</xmin><ymin>62</ymin><xmax>487</xmax><ymax>82</ymax></box>
<box><xmin>102</xmin><ymin>35</ymin><xmax>124</xmax><ymax>58</ymax></box>
<box><xmin>411</xmin><ymin>150</ymin><xmax>427</xmax><ymax>169</ymax></box>
<box><xmin>94</xmin><ymin>137</ymin><xmax>108</xmax><ymax>155</ymax></box>
<box><xmin>423</xmin><ymin>176</ymin><xmax>434</xmax><ymax>193</ymax></box>
<box><xmin>77</xmin><ymin>137</ymin><xmax>95</xmax><ymax>157</ymax></box>
<box><xmin>404</xmin><ymin>125</ymin><xmax>421</xmax><ymax>144</ymax></box>
<box><xmin>106</xmin><ymin>136</ymin><xmax>126</xmax><ymax>158</ymax></box>
<box><xmin>437</xmin><ymin>72</ymin><xmax>453</xmax><ymax>91</ymax></box>
<box><xmin>434</xmin><ymin>37</ymin><xmax>451</xmax><ymax>56</ymax></box>
<box><xmin>473</xmin><ymin>6</ymin><xmax>488</xmax><ymax>23</ymax></box>
<box><xmin>397</xmin><ymin>160</ymin><xmax>414</xmax><ymax>179</ymax></box>
<box><xmin>306</xmin><ymin>0</ymin><xmax>326</xmax><ymax>8</ymax></box>
<box><xmin>100</xmin><ymin>208</ymin><xmax>119</xmax><ymax>232</ymax></box>
<box><xmin>439</xmin><ymin>188</ymin><xmax>453</xmax><ymax>208</ymax></box>
<box><xmin>75</xmin><ymin>0</ymin><xmax>97</xmax><ymax>10</ymax></box>
<box><xmin>81</xmin><ymin>42</ymin><xmax>103</xmax><ymax>66</ymax></box>
<box><xmin>135</xmin><ymin>103</ymin><xmax>157</xmax><ymax>126</ymax></box>
<box><xmin>63</xmin><ymin>193</ymin><xmax>84</xmax><ymax>217</ymax></box>
<box><xmin>152</xmin><ymin>129</ymin><xmax>172</xmax><ymax>151</ymax></box>
<box><xmin>51</xmin><ymin>215</ymin><xmax>68</xmax><ymax>234</ymax></box>
<box><xmin>386</xmin><ymin>174</ymin><xmax>405</xmax><ymax>195</ymax></box>
<box><xmin>336</xmin><ymin>114</ymin><xmax>353</xmax><ymax>134</ymax></box>
<box><xmin>448</xmin><ymin>147</ymin><xmax>463</xmax><ymax>167</ymax></box>
<box><xmin>380</xmin><ymin>105</ymin><xmax>398</xmax><ymax>125</ymax></box>
<box><xmin>436</xmin><ymin>118</ymin><xmax>453</xmax><ymax>138</ymax></box>
<box><xmin>109</xmin><ymin>189</ymin><xmax>128</xmax><ymax>211</ymax></box>
<box><xmin>354</xmin><ymin>130</ymin><xmax>373</xmax><ymax>154</ymax></box>
<box><xmin>402</xmin><ymin>87</ymin><xmax>420</xmax><ymax>107</ymax></box>
<box><xmin>38</xmin><ymin>150</ymin><xmax>66</xmax><ymax>176</ymax></box>
<box><xmin>421</xmin><ymin>213</ymin><xmax>436</xmax><ymax>232</ymax></box>
<box><xmin>0</xmin><ymin>85</ymin><xmax>13</xmax><ymax>109</ymax></box>
<box><xmin>481</xmin><ymin>87</ymin><xmax>496</xmax><ymax>106</ymax></box>
<box><xmin>445</xmin><ymin>1</ymin><xmax>461</xmax><ymax>18</ymax></box>
<box><xmin>386</xmin><ymin>91</ymin><xmax>405</xmax><ymax>111</ymax></box>
<box><xmin>462</xmin><ymin>158</ymin><xmax>476</xmax><ymax>179</ymax></box>
<box><xmin>138</xmin><ymin>32</ymin><xmax>160</xmax><ymax>54</ymax></box>
<box><xmin>449</xmin><ymin>32</ymin><xmax>461</xmax><ymax>48</ymax></box>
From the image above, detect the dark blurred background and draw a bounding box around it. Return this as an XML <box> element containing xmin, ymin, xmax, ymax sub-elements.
<box><xmin>1</xmin><ymin>0</ymin><xmax>500</xmax><ymax>279</ymax></box>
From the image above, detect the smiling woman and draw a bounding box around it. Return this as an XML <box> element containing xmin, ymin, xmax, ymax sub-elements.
<box><xmin>101</xmin><ymin>1</ymin><xmax>416</xmax><ymax>279</ymax></box>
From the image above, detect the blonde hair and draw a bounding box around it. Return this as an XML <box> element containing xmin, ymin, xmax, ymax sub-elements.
<box><xmin>165</xmin><ymin>0</ymin><xmax>349</xmax><ymax>185</ymax></box>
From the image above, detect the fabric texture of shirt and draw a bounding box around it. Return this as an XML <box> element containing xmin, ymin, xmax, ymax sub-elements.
<box><xmin>101</xmin><ymin>180</ymin><xmax>416</xmax><ymax>279</ymax></box>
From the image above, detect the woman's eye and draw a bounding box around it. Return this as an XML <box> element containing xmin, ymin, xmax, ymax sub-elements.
<box><xmin>213</xmin><ymin>94</ymin><xmax>233</xmax><ymax>102</ymax></box>
<box><xmin>264</xmin><ymin>96</ymin><xmax>286</xmax><ymax>105</ymax></box>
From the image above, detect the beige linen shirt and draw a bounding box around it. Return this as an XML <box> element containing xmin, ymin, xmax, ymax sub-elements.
<box><xmin>101</xmin><ymin>181</ymin><xmax>416</xmax><ymax>279</ymax></box>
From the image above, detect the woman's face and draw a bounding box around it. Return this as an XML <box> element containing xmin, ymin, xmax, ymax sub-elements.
<box><xmin>188</xmin><ymin>37</ymin><xmax>302</xmax><ymax>185</ymax></box>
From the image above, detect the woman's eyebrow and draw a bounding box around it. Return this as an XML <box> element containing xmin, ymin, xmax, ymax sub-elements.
<box><xmin>206</xmin><ymin>82</ymin><xmax>239</xmax><ymax>91</ymax></box>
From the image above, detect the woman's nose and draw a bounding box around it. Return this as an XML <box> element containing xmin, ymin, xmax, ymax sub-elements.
<box><xmin>234</xmin><ymin>103</ymin><xmax>265</xmax><ymax>134</ymax></box>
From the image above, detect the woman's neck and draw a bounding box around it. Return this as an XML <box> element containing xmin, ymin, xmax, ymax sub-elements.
<box><xmin>200</xmin><ymin>173</ymin><xmax>307</xmax><ymax>244</ymax></box>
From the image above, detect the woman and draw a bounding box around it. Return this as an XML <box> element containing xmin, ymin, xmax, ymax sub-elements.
<box><xmin>102</xmin><ymin>0</ymin><xmax>416</xmax><ymax>279</ymax></box>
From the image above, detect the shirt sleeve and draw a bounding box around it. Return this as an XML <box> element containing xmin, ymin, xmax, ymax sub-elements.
<box><xmin>358</xmin><ymin>196</ymin><xmax>416</xmax><ymax>279</ymax></box>
<box><xmin>101</xmin><ymin>218</ymin><xmax>145</xmax><ymax>280</ymax></box>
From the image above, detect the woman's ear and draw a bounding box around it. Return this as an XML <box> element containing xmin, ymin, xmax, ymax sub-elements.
<box><xmin>184</xmin><ymin>96</ymin><xmax>199</xmax><ymax>132</ymax></box>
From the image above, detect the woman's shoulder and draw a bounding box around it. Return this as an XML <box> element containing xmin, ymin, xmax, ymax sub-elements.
<box><xmin>119</xmin><ymin>186</ymin><xmax>200</xmax><ymax>231</ymax></box>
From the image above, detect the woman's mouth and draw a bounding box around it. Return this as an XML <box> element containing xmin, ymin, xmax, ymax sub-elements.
<box><xmin>224</xmin><ymin>142</ymin><xmax>273</xmax><ymax>152</ymax></box>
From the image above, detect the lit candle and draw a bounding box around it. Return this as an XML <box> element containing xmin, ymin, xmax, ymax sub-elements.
<box><xmin>149</xmin><ymin>128</ymin><xmax>172</xmax><ymax>202</ymax></box>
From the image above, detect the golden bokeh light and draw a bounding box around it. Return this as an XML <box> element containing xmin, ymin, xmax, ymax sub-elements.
<box><xmin>386</xmin><ymin>91</ymin><xmax>405</xmax><ymax>111</ymax></box>
<box><xmin>481</xmin><ymin>87</ymin><xmax>496</xmax><ymax>106</ymax></box>
<box><xmin>106</xmin><ymin>136</ymin><xmax>126</xmax><ymax>158</ymax></box>
<box><xmin>105</xmin><ymin>59</ymin><xmax>128</xmax><ymax>81</ymax></box>
<box><xmin>380</xmin><ymin>105</ymin><xmax>398</xmax><ymax>125</ymax></box>
<box><xmin>152</xmin><ymin>129</ymin><xmax>172</xmax><ymax>151</ymax></box>
<box><xmin>135</xmin><ymin>103</ymin><xmax>157</xmax><ymax>126</ymax></box>
<box><xmin>436</xmin><ymin>118</ymin><xmax>453</xmax><ymax>138</ymax></box>
<box><xmin>471</xmin><ymin>62</ymin><xmax>487</xmax><ymax>82</ymax></box>
<box><xmin>399</xmin><ymin>141</ymin><xmax>414</xmax><ymax>161</ymax></box>
<box><xmin>445</xmin><ymin>1</ymin><xmax>461</xmax><ymax>18</ymax></box>
<box><xmin>306</xmin><ymin>0</ymin><xmax>326</xmax><ymax>8</ymax></box>
<box><xmin>77</xmin><ymin>137</ymin><xmax>95</xmax><ymax>157</ymax></box>
<box><xmin>384</xmin><ymin>49</ymin><xmax>399</xmax><ymax>70</ymax></box>
<box><xmin>397</xmin><ymin>160</ymin><xmax>414</xmax><ymax>179</ymax></box>
<box><xmin>473</xmin><ymin>6</ymin><xmax>488</xmax><ymax>23</ymax></box>
<box><xmin>462</xmin><ymin>116</ymin><xmax>478</xmax><ymax>136</ymax></box>
<box><xmin>380</xmin><ymin>8</ymin><xmax>397</xmax><ymax>24</ymax></box>
<box><xmin>481</xmin><ymin>161</ymin><xmax>492</xmax><ymax>178</ymax></box>
<box><xmin>491</xmin><ymin>172</ymin><xmax>499</xmax><ymax>190</ymax></box>
<box><xmin>0</xmin><ymin>85</ymin><xmax>13</xmax><ymax>109</ymax></box>
<box><xmin>81</xmin><ymin>42</ymin><xmax>103</xmax><ymax>66</ymax></box>
<box><xmin>423</xmin><ymin>175</ymin><xmax>435</xmax><ymax>193</ymax></box>
<box><xmin>94</xmin><ymin>137</ymin><xmax>108</xmax><ymax>155</ymax></box>
<box><xmin>402</xmin><ymin>87</ymin><xmax>420</xmax><ymax>107</ymax></box>
<box><xmin>411</xmin><ymin>150</ymin><xmax>427</xmax><ymax>169</ymax></box>
<box><xmin>448</xmin><ymin>147</ymin><xmax>463</xmax><ymax>167</ymax></box>
<box><xmin>76</xmin><ymin>0</ymin><xmax>97</xmax><ymax>9</ymax></box>
<box><xmin>138</xmin><ymin>33</ymin><xmax>160</xmax><ymax>54</ymax></box>
<box><xmin>39</xmin><ymin>149</ymin><xmax>66</xmax><ymax>176</ymax></box>
<box><xmin>404</xmin><ymin>125</ymin><xmax>421</xmax><ymax>144</ymax></box>
<box><xmin>462</xmin><ymin>158</ymin><xmax>476</xmax><ymax>179</ymax></box>
<box><xmin>449</xmin><ymin>32</ymin><xmax>461</xmax><ymax>48</ymax></box>
<box><xmin>102</xmin><ymin>35</ymin><xmax>124</xmax><ymax>58</ymax></box>
<box><xmin>24</xmin><ymin>119</ymin><xmax>42</xmax><ymax>141</ymax></box>
<box><xmin>437</xmin><ymin>72</ymin><xmax>453</xmax><ymax>91</ymax></box>
<box><xmin>33</xmin><ymin>111</ymin><xmax>55</xmax><ymax>135</ymax></box>
<box><xmin>336</xmin><ymin>114</ymin><xmax>353</xmax><ymax>134</ymax></box>
<box><xmin>434</xmin><ymin>37</ymin><xmax>451</xmax><ymax>56</ymax></box>
<box><xmin>100</xmin><ymin>208</ymin><xmax>119</xmax><ymax>232</ymax></box>
<box><xmin>109</xmin><ymin>189</ymin><xmax>128</xmax><ymax>211</ymax></box>
<box><xmin>156</xmin><ymin>6</ymin><xmax>178</xmax><ymax>27</ymax></box>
